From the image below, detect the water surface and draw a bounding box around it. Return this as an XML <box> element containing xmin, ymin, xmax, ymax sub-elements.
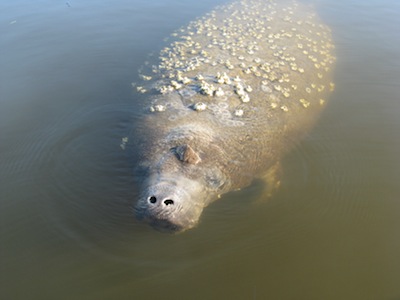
<box><xmin>1</xmin><ymin>0</ymin><xmax>400</xmax><ymax>299</ymax></box>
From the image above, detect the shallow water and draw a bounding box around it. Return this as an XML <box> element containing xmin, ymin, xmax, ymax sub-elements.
<box><xmin>1</xmin><ymin>0</ymin><xmax>400</xmax><ymax>299</ymax></box>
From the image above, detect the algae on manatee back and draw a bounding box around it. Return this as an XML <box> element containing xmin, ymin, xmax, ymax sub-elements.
<box><xmin>133</xmin><ymin>0</ymin><xmax>336</xmax><ymax>232</ymax></box>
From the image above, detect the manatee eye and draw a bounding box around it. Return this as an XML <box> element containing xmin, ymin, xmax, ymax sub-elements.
<box><xmin>206</xmin><ymin>176</ymin><xmax>222</xmax><ymax>188</ymax></box>
<box><xmin>205</xmin><ymin>169</ymin><xmax>225</xmax><ymax>189</ymax></box>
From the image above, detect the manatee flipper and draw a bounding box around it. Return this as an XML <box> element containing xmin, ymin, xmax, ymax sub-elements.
<box><xmin>257</xmin><ymin>161</ymin><xmax>282</xmax><ymax>203</ymax></box>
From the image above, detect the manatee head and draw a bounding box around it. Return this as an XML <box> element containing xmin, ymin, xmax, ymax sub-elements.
<box><xmin>135</xmin><ymin>143</ymin><xmax>227</xmax><ymax>233</ymax></box>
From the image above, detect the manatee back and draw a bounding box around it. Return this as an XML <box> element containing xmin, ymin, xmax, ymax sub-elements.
<box><xmin>135</xmin><ymin>0</ymin><xmax>335</xmax><ymax>178</ymax></box>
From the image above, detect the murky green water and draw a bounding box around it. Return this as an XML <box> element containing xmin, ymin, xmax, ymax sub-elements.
<box><xmin>1</xmin><ymin>0</ymin><xmax>400</xmax><ymax>299</ymax></box>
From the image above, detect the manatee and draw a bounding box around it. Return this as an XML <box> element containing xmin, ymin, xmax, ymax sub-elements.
<box><xmin>133</xmin><ymin>0</ymin><xmax>335</xmax><ymax>232</ymax></box>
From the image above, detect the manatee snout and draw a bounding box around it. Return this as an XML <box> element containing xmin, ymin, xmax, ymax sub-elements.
<box><xmin>135</xmin><ymin>179</ymin><xmax>204</xmax><ymax>232</ymax></box>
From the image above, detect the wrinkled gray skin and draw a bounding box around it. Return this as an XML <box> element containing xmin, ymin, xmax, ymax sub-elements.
<box><xmin>133</xmin><ymin>0</ymin><xmax>335</xmax><ymax>232</ymax></box>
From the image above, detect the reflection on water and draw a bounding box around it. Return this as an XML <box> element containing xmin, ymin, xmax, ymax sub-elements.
<box><xmin>1</xmin><ymin>0</ymin><xmax>400</xmax><ymax>299</ymax></box>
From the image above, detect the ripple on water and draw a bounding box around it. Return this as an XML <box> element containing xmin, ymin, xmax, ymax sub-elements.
<box><xmin>8</xmin><ymin>99</ymin><xmax>372</xmax><ymax>262</ymax></box>
<box><xmin>265</xmin><ymin>127</ymin><xmax>373</xmax><ymax>245</ymax></box>
<box><xmin>298</xmin><ymin>131</ymin><xmax>368</xmax><ymax>219</ymax></box>
<box><xmin>28</xmin><ymin>104</ymin><xmax>149</xmax><ymax>259</ymax></box>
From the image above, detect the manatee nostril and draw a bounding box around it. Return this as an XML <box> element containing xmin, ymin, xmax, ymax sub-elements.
<box><xmin>148</xmin><ymin>196</ymin><xmax>157</xmax><ymax>204</ymax></box>
<box><xmin>164</xmin><ymin>199</ymin><xmax>174</xmax><ymax>206</ymax></box>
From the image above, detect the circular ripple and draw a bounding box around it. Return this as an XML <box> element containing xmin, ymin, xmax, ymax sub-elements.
<box><xmin>32</xmin><ymin>104</ymin><xmax>146</xmax><ymax>259</ymax></box>
<box><xmin>265</xmin><ymin>123</ymin><xmax>374</xmax><ymax>247</ymax></box>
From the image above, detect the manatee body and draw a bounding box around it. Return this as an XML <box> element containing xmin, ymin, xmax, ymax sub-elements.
<box><xmin>133</xmin><ymin>0</ymin><xmax>335</xmax><ymax>232</ymax></box>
